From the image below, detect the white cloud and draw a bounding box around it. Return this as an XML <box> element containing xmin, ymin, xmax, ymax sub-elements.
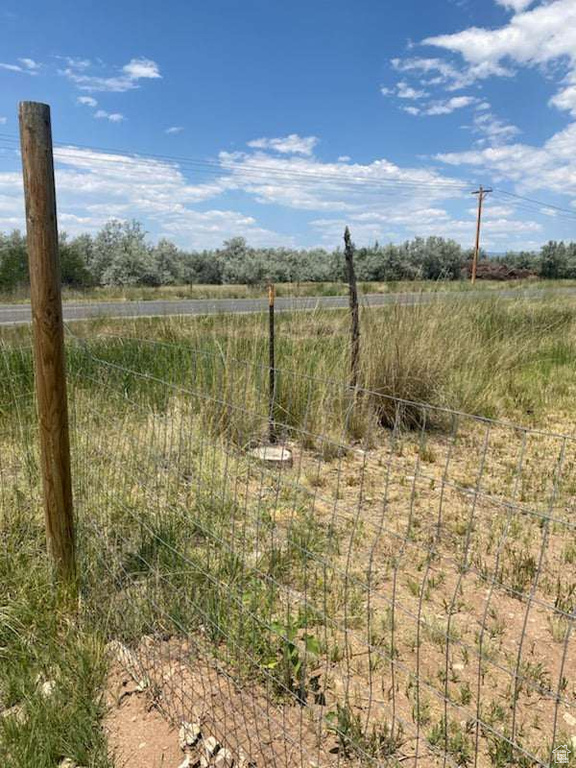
<box><xmin>0</xmin><ymin>57</ymin><xmax>41</xmax><ymax>75</ymax></box>
<box><xmin>0</xmin><ymin>140</ymin><xmax>471</xmax><ymax>245</ymax></box>
<box><xmin>94</xmin><ymin>110</ymin><xmax>125</xmax><ymax>123</ymax></box>
<box><xmin>468</xmin><ymin>204</ymin><xmax>516</xmax><ymax>218</ymax></box>
<box><xmin>495</xmin><ymin>0</ymin><xmax>535</xmax><ymax>11</ymax></box>
<box><xmin>44</xmin><ymin>146</ymin><xmax>284</xmax><ymax>246</ymax></box>
<box><xmin>64</xmin><ymin>57</ymin><xmax>91</xmax><ymax>70</ymax></box>
<box><xmin>77</xmin><ymin>96</ymin><xmax>98</xmax><ymax>107</ymax></box>
<box><xmin>391</xmin><ymin>56</ymin><xmax>482</xmax><ymax>91</ymax></box>
<box><xmin>425</xmin><ymin>95</ymin><xmax>477</xmax><ymax>115</ymax></box>
<box><xmin>61</xmin><ymin>57</ymin><xmax>162</xmax><ymax>92</ymax></box>
<box><xmin>247</xmin><ymin>134</ymin><xmax>319</xmax><ymax>156</ymax></box>
<box><xmin>217</xmin><ymin>148</ymin><xmax>468</xmax><ymax>216</ymax></box>
<box><xmin>0</xmin><ymin>139</ymin><xmax>562</xmax><ymax>249</ymax></box>
<box><xmin>337</xmin><ymin>156</ymin><xmax>351</xmax><ymax>162</ymax></box>
<box><xmin>471</xmin><ymin>108</ymin><xmax>521</xmax><ymax>145</ymax></box>
<box><xmin>436</xmin><ymin>121</ymin><xmax>576</xmax><ymax>196</ymax></box>
<box><xmin>309</xmin><ymin>209</ymin><xmax>541</xmax><ymax>248</ymax></box>
<box><xmin>397</xmin><ymin>81</ymin><xmax>428</xmax><ymax>100</ymax></box>
<box><xmin>165</xmin><ymin>126</ymin><xmax>184</xmax><ymax>135</ymax></box>
<box><xmin>424</xmin><ymin>0</ymin><xmax>576</xmax><ymax>114</ymax></box>
<box><xmin>0</xmin><ymin>117</ymin><xmax>6</xmax><ymax>125</ymax></box>
<box><xmin>386</xmin><ymin>0</ymin><xmax>576</xmax><ymax>216</ymax></box>
<box><xmin>122</xmin><ymin>58</ymin><xmax>161</xmax><ymax>80</ymax></box>
<box><xmin>549</xmin><ymin>74</ymin><xmax>576</xmax><ymax>116</ymax></box>
<box><xmin>398</xmin><ymin>95</ymin><xmax>478</xmax><ymax>117</ymax></box>
<box><xmin>18</xmin><ymin>57</ymin><xmax>40</xmax><ymax>72</ymax></box>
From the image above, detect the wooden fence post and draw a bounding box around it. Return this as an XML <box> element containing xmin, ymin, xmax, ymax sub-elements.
<box><xmin>19</xmin><ymin>101</ymin><xmax>76</xmax><ymax>589</ymax></box>
<box><xmin>344</xmin><ymin>227</ymin><xmax>360</xmax><ymax>390</ymax></box>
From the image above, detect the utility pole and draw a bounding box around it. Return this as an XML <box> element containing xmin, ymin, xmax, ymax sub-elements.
<box><xmin>471</xmin><ymin>186</ymin><xmax>492</xmax><ymax>284</ymax></box>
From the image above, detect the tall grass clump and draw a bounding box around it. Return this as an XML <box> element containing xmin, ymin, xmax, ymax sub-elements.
<box><xmin>361</xmin><ymin>296</ymin><xmax>576</xmax><ymax>426</ymax></box>
<box><xmin>362</xmin><ymin>303</ymin><xmax>450</xmax><ymax>429</ymax></box>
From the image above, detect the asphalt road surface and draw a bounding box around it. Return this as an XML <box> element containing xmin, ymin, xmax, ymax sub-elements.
<box><xmin>0</xmin><ymin>287</ymin><xmax>574</xmax><ymax>326</ymax></box>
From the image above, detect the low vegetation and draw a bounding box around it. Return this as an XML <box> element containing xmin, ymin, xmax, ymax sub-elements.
<box><xmin>0</xmin><ymin>477</ymin><xmax>111</xmax><ymax>768</ymax></box>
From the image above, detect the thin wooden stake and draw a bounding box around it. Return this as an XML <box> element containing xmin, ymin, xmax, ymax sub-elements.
<box><xmin>344</xmin><ymin>227</ymin><xmax>360</xmax><ymax>390</ymax></box>
<box><xmin>268</xmin><ymin>283</ymin><xmax>277</xmax><ymax>444</ymax></box>
<box><xmin>19</xmin><ymin>101</ymin><xmax>76</xmax><ymax>589</ymax></box>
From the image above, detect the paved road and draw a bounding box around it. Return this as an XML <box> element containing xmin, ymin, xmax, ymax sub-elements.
<box><xmin>0</xmin><ymin>286</ymin><xmax>574</xmax><ymax>326</ymax></box>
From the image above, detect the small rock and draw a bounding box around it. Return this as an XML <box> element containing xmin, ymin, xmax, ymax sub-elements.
<box><xmin>564</xmin><ymin>711</ymin><xmax>576</xmax><ymax>728</ymax></box>
<box><xmin>452</xmin><ymin>663</ymin><xmax>464</xmax><ymax>672</ymax></box>
<box><xmin>39</xmin><ymin>679</ymin><xmax>56</xmax><ymax>698</ymax></box>
<box><xmin>214</xmin><ymin>748</ymin><xmax>234</xmax><ymax>767</ymax></box>
<box><xmin>204</xmin><ymin>736</ymin><xmax>220</xmax><ymax>757</ymax></box>
<box><xmin>177</xmin><ymin>757</ymin><xmax>191</xmax><ymax>768</ymax></box>
<box><xmin>105</xmin><ymin>640</ymin><xmax>149</xmax><ymax>690</ymax></box>
<box><xmin>249</xmin><ymin>445</ymin><xmax>293</xmax><ymax>468</ymax></box>
<box><xmin>179</xmin><ymin>721</ymin><xmax>201</xmax><ymax>750</ymax></box>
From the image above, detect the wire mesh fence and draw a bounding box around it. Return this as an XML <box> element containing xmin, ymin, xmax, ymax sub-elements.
<box><xmin>1</xmin><ymin>333</ymin><xmax>575</xmax><ymax>767</ymax></box>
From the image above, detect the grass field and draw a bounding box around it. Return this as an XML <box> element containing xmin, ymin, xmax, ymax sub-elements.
<box><xmin>1</xmin><ymin>295</ymin><xmax>575</xmax><ymax>766</ymax></box>
<box><xmin>0</xmin><ymin>277</ymin><xmax>572</xmax><ymax>305</ymax></box>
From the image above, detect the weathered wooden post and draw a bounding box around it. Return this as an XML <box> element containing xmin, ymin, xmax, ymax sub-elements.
<box><xmin>344</xmin><ymin>227</ymin><xmax>360</xmax><ymax>390</ymax></box>
<box><xmin>19</xmin><ymin>101</ymin><xmax>76</xmax><ymax>590</ymax></box>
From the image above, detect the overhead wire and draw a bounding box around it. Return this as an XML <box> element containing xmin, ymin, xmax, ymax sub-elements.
<box><xmin>1</xmin><ymin>131</ymin><xmax>575</xmax><ymax>222</ymax></box>
<box><xmin>0</xmin><ymin>132</ymin><xmax>472</xmax><ymax>192</ymax></box>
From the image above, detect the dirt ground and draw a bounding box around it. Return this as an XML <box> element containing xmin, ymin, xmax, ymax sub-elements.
<box><xmin>104</xmin><ymin>663</ymin><xmax>183</xmax><ymax>768</ymax></box>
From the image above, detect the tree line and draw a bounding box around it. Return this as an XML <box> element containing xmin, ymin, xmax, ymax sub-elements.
<box><xmin>1</xmin><ymin>219</ymin><xmax>575</xmax><ymax>291</ymax></box>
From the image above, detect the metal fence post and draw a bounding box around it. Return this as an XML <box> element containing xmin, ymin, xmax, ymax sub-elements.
<box><xmin>268</xmin><ymin>283</ymin><xmax>277</xmax><ymax>444</ymax></box>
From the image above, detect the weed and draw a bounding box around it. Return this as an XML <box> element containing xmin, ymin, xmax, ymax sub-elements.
<box><xmin>326</xmin><ymin>703</ymin><xmax>404</xmax><ymax>763</ymax></box>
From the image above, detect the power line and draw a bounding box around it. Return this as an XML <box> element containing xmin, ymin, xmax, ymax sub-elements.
<box><xmin>0</xmin><ymin>132</ymin><xmax>472</xmax><ymax>193</ymax></box>
<box><xmin>492</xmin><ymin>188</ymin><xmax>576</xmax><ymax>218</ymax></box>
<box><xmin>488</xmin><ymin>194</ymin><xmax>576</xmax><ymax>224</ymax></box>
<box><xmin>1</xmin><ymin>130</ymin><xmax>575</xmax><ymax>222</ymax></box>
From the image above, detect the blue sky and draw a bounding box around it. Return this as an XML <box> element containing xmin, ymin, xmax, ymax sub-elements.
<box><xmin>0</xmin><ymin>0</ymin><xmax>575</xmax><ymax>250</ymax></box>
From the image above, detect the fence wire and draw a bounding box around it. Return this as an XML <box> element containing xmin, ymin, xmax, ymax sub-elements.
<box><xmin>1</xmin><ymin>334</ymin><xmax>575</xmax><ymax>767</ymax></box>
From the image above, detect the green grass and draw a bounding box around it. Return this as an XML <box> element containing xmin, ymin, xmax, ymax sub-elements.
<box><xmin>0</xmin><ymin>506</ymin><xmax>111</xmax><ymax>768</ymax></box>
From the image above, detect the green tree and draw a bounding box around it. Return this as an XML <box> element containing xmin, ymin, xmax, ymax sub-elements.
<box><xmin>0</xmin><ymin>230</ymin><xmax>28</xmax><ymax>290</ymax></box>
